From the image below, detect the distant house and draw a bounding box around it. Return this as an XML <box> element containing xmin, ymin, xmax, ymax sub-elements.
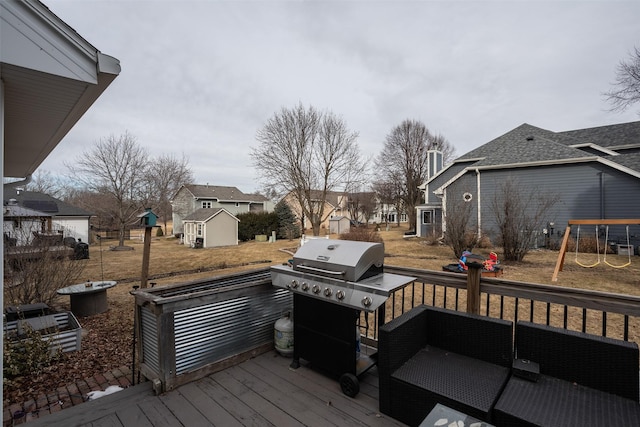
<box><xmin>3</xmin><ymin>200</ymin><xmax>52</xmax><ymax>247</ymax></box>
<box><xmin>171</xmin><ymin>185</ymin><xmax>273</xmax><ymax>236</ymax></box>
<box><xmin>282</xmin><ymin>190</ymin><xmax>349</xmax><ymax>233</ymax></box>
<box><xmin>182</xmin><ymin>208</ymin><xmax>239</xmax><ymax>248</ymax></box>
<box><xmin>283</xmin><ymin>189</ymin><xmax>409</xmax><ymax>233</ymax></box>
<box><xmin>3</xmin><ymin>189</ymin><xmax>93</xmax><ymax>243</ymax></box>
<box><xmin>416</xmin><ymin>121</ymin><xmax>640</xmax><ymax>251</ymax></box>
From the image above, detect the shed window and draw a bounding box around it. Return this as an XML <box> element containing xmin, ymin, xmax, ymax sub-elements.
<box><xmin>422</xmin><ymin>210</ymin><xmax>434</xmax><ymax>225</ymax></box>
<box><xmin>197</xmin><ymin>223</ymin><xmax>203</xmax><ymax>236</ymax></box>
<box><xmin>202</xmin><ymin>201</ymin><xmax>212</xmax><ymax>208</ymax></box>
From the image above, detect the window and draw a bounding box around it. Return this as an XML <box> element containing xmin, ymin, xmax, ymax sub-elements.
<box><xmin>400</xmin><ymin>213</ymin><xmax>407</xmax><ymax>222</ymax></box>
<box><xmin>202</xmin><ymin>201</ymin><xmax>212</xmax><ymax>209</ymax></box>
<box><xmin>422</xmin><ymin>210</ymin><xmax>434</xmax><ymax>224</ymax></box>
<box><xmin>197</xmin><ymin>223</ymin><xmax>203</xmax><ymax>236</ymax></box>
<box><xmin>387</xmin><ymin>213</ymin><xmax>396</xmax><ymax>223</ymax></box>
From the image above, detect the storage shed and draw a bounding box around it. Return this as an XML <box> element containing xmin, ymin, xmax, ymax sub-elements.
<box><xmin>182</xmin><ymin>208</ymin><xmax>239</xmax><ymax>248</ymax></box>
<box><xmin>329</xmin><ymin>216</ymin><xmax>351</xmax><ymax>235</ymax></box>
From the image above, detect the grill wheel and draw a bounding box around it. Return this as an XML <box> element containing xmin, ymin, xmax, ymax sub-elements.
<box><xmin>339</xmin><ymin>373</ymin><xmax>360</xmax><ymax>397</ymax></box>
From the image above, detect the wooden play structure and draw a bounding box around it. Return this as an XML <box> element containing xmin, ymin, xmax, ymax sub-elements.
<box><xmin>552</xmin><ymin>219</ymin><xmax>640</xmax><ymax>282</ymax></box>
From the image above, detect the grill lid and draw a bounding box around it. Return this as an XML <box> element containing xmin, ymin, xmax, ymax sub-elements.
<box><xmin>292</xmin><ymin>239</ymin><xmax>383</xmax><ymax>282</ymax></box>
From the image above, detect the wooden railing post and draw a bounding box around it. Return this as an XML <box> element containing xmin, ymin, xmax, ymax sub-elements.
<box><xmin>466</xmin><ymin>258</ymin><xmax>483</xmax><ymax>314</ymax></box>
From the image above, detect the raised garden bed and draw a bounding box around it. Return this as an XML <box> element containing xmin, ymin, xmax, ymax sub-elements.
<box><xmin>3</xmin><ymin>311</ymin><xmax>82</xmax><ymax>353</ymax></box>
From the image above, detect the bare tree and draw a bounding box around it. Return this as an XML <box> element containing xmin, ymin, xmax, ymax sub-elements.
<box><xmin>252</xmin><ymin>103</ymin><xmax>367</xmax><ymax>236</ymax></box>
<box><xmin>371</xmin><ymin>179</ymin><xmax>400</xmax><ymax>229</ymax></box>
<box><xmin>347</xmin><ymin>190</ymin><xmax>376</xmax><ymax>226</ymax></box>
<box><xmin>25</xmin><ymin>169</ymin><xmax>64</xmax><ymax>198</ymax></box>
<box><xmin>4</xmin><ymin>231</ymin><xmax>86</xmax><ymax>306</ymax></box>
<box><xmin>71</xmin><ymin>132</ymin><xmax>148</xmax><ymax>247</ymax></box>
<box><xmin>489</xmin><ymin>179</ymin><xmax>559</xmax><ymax>261</ymax></box>
<box><xmin>375</xmin><ymin>120</ymin><xmax>454</xmax><ymax>231</ymax></box>
<box><xmin>140</xmin><ymin>153</ymin><xmax>194</xmax><ymax>235</ymax></box>
<box><xmin>604</xmin><ymin>46</ymin><xmax>640</xmax><ymax>114</ymax></box>
<box><xmin>443</xmin><ymin>183</ymin><xmax>479</xmax><ymax>258</ymax></box>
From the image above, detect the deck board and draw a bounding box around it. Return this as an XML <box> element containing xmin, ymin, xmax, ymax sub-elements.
<box><xmin>113</xmin><ymin>405</ymin><xmax>153</xmax><ymax>427</ymax></box>
<box><xmin>23</xmin><ymin>350</ymin><xmax>407</xmax><ymax>427</ymax></box>
<box><xmin>237</xmin><ymin>359</ymin><xmax>355</xmax><ymax>427</ymax></box>
<box><xmin>176</xmin><ymin>382</ymin><xmax>244</xmax><ymax>427</ymax></box>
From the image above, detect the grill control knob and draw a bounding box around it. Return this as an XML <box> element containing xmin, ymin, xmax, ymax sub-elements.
<box><xmin>362</xmin><ymin>296</ymin><xmax>372</xmax><ymax>308</ymax></box>
<box><xmin>323</xmin><ymin>287</ymin><xmax>333</xmax><ymax>297</ymax></box>
<box><xmin>336</xmin><ymin>290</ymin><xmax>345</xmax><ymax>300</ymax></box>
<box><xmin>312</xmin><ymin>284</ymin><xmax>320</xmax><ymax>294</ymax></box>
<box><xmin>290</xmin><ymin>280</ymin><xmax>299</xmax><ymax>289</ymax></box>
<box><xmin>301</xmin><ymin>282</ymin><xmax>309</xmax><ymax>291</ymax></box>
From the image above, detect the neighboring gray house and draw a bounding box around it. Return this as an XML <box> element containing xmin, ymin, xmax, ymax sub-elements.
<box><xmin>171</xmin><ymin>184</ymin><xmax>273</xmax><ymax>236</ymax></box>
<box><xmin>417</xmin><ymin>121</ymin><xmax>640</xmax><ymax>251</ymax></box>
<box><xmin>182</xmin><ymin>208</ymin><xmax>239</xmax><ymax>248</ymax></box>
<box><xmin>3</xmin><ymin>189</ymin><xmax>93</xmax><ymax>243</ymax></box>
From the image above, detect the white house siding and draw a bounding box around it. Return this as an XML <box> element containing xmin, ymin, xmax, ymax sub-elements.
<box><xmin>52</xmin><ymin>217</ymin><xmax>90</xmax><ymax>243</ymax></box>
<box><xmin>3</xmin><ymin>219</ymin><xmax>44</xmax><ymax>246</ymax></box>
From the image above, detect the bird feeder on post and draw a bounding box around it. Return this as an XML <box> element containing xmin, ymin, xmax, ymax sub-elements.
<box><xmin>138</xmin><ymin>208</ymin><xmax>158</xmax><ymax>288</ymax></box>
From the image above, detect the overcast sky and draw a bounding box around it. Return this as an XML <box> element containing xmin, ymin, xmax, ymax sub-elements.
<box><xmin>40</xmin><ymin>0</ymin><xmax>640</xmax><ymax>193</ymax></box>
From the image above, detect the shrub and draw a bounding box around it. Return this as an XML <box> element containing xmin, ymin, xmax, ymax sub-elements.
<box><xmin>237</xmin><ymin>211</ymin><xmax>279</xmax><ymax>241</ymax></box>
<box><xmin>3</xmin><ymin>322</ymin><xmax>62</xmax><ymax>380</ymax></box>
<box><xmin>339</xmin><ymin>227</ymin><xmax>383</xmax><ymax>243</ymax></box>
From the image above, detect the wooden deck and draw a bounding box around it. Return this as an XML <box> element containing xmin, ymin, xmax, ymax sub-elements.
<box><xmin>26</xmin><ymin>349</ymin><xmax>407</xmax><ymax>427</ymax></box>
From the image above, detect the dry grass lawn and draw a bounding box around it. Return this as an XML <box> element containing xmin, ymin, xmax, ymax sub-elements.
<box><xmin>5</xmin><ymin>224</ymin><xmax>640</xmax><ymax>410</ymax></box>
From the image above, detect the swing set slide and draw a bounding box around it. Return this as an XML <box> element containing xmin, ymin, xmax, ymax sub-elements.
<box><xmin>552</xmin><ymin>219</ymin><xmax>640</xmax><ymax>282</ymax></box>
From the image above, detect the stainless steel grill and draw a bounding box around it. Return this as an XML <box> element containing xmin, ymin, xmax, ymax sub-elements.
<box><xmin>271</xmin><ymin>239</ymin><xmax>414</xmax><ymax>312</ymax></box>
<box><xmin>270</xmin><ymin>238</ymin><xmax>415</xmax><ymax>397</ymax></box>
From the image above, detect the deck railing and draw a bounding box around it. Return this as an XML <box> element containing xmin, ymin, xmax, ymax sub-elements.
<box><xmin>134</xmin><ymin>265</ymin><xmax>640</xmax><ymax>393</ymax></box>
<box><xmin>361</xmin><ymin>265</ymin><xmax>640</xmax><ymax>347</ymax></box>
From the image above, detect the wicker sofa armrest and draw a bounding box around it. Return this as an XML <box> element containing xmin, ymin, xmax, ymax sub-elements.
<box><xmin>515</xmin><ymin>321</ymin><xmax>639</xmax><ymax>401</ymax></box>
<box><xmin>378</xmin><ymin>305</ymin><xmax>429</xmax><ymax>414</ymax></box>
<box><xmin>379</xmin><ymin>305</ymin><xmax>429</xmax><ymax>373</ymax></box>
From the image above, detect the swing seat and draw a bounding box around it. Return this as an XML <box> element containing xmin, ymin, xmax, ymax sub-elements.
<box><xmin>574</xmin><ymin>225</ymin><xmax>601</xmax><ymax>268</ymax></box>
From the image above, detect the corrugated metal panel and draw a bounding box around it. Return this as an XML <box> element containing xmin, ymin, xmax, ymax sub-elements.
<box><xmin>140</xmin><ymin>306</ymin><xmax>160</xmax><ymax>375</ymax></box>
<box><xmin>3</xmin><ymin>312</ymin><xmax>81</xmax><ymax>353</ymax></box>
<box><xmin>173</xmin><ymin>289</ymin><xmax>291</xmax><ymax>374</ymax></box>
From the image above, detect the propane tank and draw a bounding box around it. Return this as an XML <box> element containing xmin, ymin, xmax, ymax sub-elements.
<box><xmin>274</xmin><ymin>312</ymin><xmax>294</xmax><ymax>357</ymax></box>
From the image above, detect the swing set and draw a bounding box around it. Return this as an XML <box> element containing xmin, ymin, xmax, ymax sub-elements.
<box><xmin>552</xmin><ymin>219</ymin><xmax>640</xmax><ymax>282</ymax></box>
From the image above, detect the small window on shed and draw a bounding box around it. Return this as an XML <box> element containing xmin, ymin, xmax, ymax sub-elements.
<box><xmin>202</xmin><ymin>201</ymin><xmax>212</xmax><ymax>209</ymax></box>
<box><xmin>422</xmin><ymin>210</ymin><xmax>434</xmax><ymax>224</ymax></box>
<box><xmin>197</xmin><ymin>223</ymin><xmax>203</xmax><ymax>236</ymax></box>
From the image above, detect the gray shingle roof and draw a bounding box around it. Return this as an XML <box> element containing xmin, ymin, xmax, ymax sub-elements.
<box><xmin>558</xmin><ymin>121</ymin><xmax>640</xmax><ymax>149</ymax></box>
<box><xmin>603</xmin><ymin>152</ymin><xmax>640</xmax><ymax>171</ymax></box>
<box><xmin>183</xmin><ymin>208</ymin><xmax>238</xmax><ymax>222</ymax></box>
<box><xmin>3</xmin><ymin>190</ymin><xmax>92</xmax><ymax>216</ymax></box>
<box><xmin>185</xmin><ymin>185</ymin><xmax>268</xmax><ymax>202</ymax></box>
<box><xmin>455</xmin><ymin>123</ymin><xmax>590</xmax><ymax>167</ymax></box>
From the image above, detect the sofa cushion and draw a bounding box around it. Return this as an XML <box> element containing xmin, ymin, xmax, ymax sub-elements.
<box><xmin>392</xmin><ymin>345</ymin><xmax>510</xmax><ymax>419</ymax></box>
<box><xmin>494</xmin><ymin>374</ymin><xmax>640</xmax><ymax>426</ymax></box>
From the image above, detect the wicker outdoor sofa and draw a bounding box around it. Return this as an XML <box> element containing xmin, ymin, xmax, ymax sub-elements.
<box><xmin>493</xmin><ymin>321</ymin><xmax>640</xmax><ymax>426</ymax></box>
<box><xmin>378</xmin><ymin>305</ymin><xmax>513</xmax><ymax>426</ymax></box>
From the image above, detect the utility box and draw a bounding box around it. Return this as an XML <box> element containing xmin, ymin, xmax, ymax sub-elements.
<box><xmin>617</xmin><ymin>245</ymin><xmax>635</xmax><ymax>256</ymax></box>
